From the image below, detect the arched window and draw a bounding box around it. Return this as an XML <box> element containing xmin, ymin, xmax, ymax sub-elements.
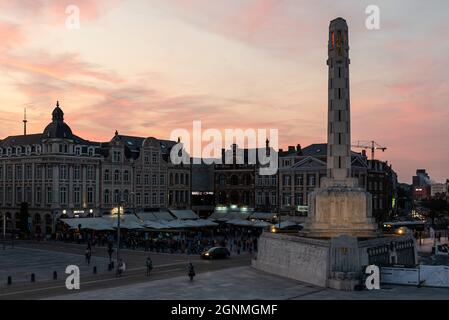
<box><xmin>104</xmin><ymin>169</ymin><xmax>110</xmax><ymax>181</ymax></box>
<box><xmin>114</xmin><ymin>170</ymin><xmax>120</xmax><ymax>183</ymax></box>
<box><xmin>114</xmin><ymin>189</ymin><xmax>120</xmax><ymax>204</ymax></box>
<box><xmin>219</xmin><ymin>174</ymin><xmax>226</xmax><ymax>186</ymax></box>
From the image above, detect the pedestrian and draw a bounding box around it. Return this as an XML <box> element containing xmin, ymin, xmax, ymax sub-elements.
<box><xmin>85</xmin><ymin>248</ymin><xmax>92</xmax><ymax>265</ymax></box>
<box><xmin>146</xmin><ymin>257</ymin><xmax>153</xmax><ymax>276</ymax></box>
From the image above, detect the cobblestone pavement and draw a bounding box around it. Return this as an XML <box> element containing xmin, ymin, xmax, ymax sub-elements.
<box><xmin>49</xmin><ymin>266</ymin><xmax>449</xmax><ymax>300</ymax></box>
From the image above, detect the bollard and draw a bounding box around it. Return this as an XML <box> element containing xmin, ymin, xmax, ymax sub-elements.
<box><xmin>7</xmin><ymin>276</ymin><xmax>11</xmax><ymax>286</ymax></box>
<box><xmin>31</xmin><ymin>273</ymin><xmax>35</xmax><ymax>283</ymax></box>
<box><xmin>93</xmin><ymin>266</ymin><xmax>97</xmax><ymax>274</ymax></box>
<box><xmin>53</xmin><ymin>271</ymin><xmax>57</xmax><ymax>280</ymax></box>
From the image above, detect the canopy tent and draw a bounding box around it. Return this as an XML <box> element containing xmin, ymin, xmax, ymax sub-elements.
<box><xmin>60</xmin><ymin>218</ymin><xmax>115</xmax><ymax>231</ymax></box>
<box><xmin>226</xmin><ymin>219</ymin><xmax>272</xmax><ymax>228</ymax></box>
<box><xmin>249</xmin><ymin>212</ymin><xmax>275</xmax><ymax>220</ymax></box>
<box><xmin>152</xmin><ymin>211</ymin><xmax>175</xmax><ymax>221</ymax></box>
<box><xmin>274</xmin><ymin>221</ymin><xmax>301</xmax><ymax>229</ymax></box>
<box><xmin>170</xmin><ymin>209</ymin><xmax>200</xmax><ymax>220</ymax></box>
<box><xmin>209</xmin><ymin>210</ymin><xmax>251</xmax><ymax>222</ymax></box>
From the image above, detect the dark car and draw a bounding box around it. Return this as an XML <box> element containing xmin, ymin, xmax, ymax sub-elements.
<box><xmin>201</xmin><ymin>247</ymin><xmax>231</xmax><ymax>260</ymax></box>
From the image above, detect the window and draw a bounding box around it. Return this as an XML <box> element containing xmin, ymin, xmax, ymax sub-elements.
<box><xmin>296</xmin><ymin>194</ymin><xmax>303</xmax><ymax>206</ymax></box>
<box><xmin>180</xmin><ymin>174</ymin><xmax>184</xmax><ymax>185</ymax></box>
<box><xmin>74</xmin><ymin>166</ymin><xmax>81</xmax><ymax>180</ymax></box>
<box><xmin>26</xmin><ymin>187</ymin><xmax>32</xmax><ymax>203</ymax></box>
<box><xmin>144</xmin><ymin>153</ymin><xmax>149</xmax><ymax>164</ymax></box>
<box><xmin>60</xmin><ymin>186</ymin><xmax>67</xmax><ymax>205</ymax></box>
<box><xmin>88</xmin><ymin>148</ymin><xmax>94</xmax><ymax>157</ymax></box>
<box><xmin>160</xmin><ymin>175</ymin><xmax>165</xmax><ymax>186</ymax></box>
<box><xmin>104</xmin><ymin>169</ymin><xmax>110</xmax><ymax>181</ymax></box>
<box><xmin>271</xmin><ymin>192</ymin><xmax>277</xmax><ymax>205</ymax></box>
<box><xmin>283</xmin><ymin>194</ymin><xmax>291</xmax><ymax>206</ymax></box>
<box><xmin>308</xmin><ymin>175</ymin><xmax>316</xmax><ymax>186</ymax></box>
<box><xmin>87</xmin><ymin>166</ymin><xmax>94</xmax><ymax>180</ymax></box>
<box><xmin>104</xmin><ymin>189</ymin><xmax>110</xmax><ymax>204</ymax></box>
<box><xmin>152</xmin><ymin>192</ymin><xmax>157</xmax><ymax>205</ymax></box>
<box><xmin>25</xmin><ymin>165</ymin><xmax>32</xmax><ymax>180</ymax></box>
<box><xmin>35</xmin><ymin>165</ymin><xmax>42</xmax><ymax>180</ymax></box>
<box><xmin>152</xmin><ymin>174</ymin><xmax>157</xmax><ymax>186</ymax></box>
<box><xmin>60</xmin><ymin>165</ymin><xmax>68</xmax><ymax>180</ymax></box>
<box><xmin>47</xmin><ymin>187</ymin><xmax>52</xmax><ymax>204</ymax></box>
<box><xmin>114</xmin><ymin>170</ymin><xmax>121</xmax><ymax>183</ymax></box>
<box><xmin>295</xmin><ymin>175</ymin><xmax>303</xmax><ymax>186</ymax></box>
<box><xmin>87</xmin><ymin>187</ymin><xmax>94</xmax><ymax>204</ymax></box>
<box><xmin>123</xmin><ymin>170</ymin><xmax>129</xmax><ymax>183</ymax></box>
<box><xmin>75</xmin><ymin>147</ymin><xmax>81</xmax><ymax>155</ymax></box>
<box><xmin>36</xmin><ymin>186</ymin><xmax>42</xmax><ymax>204</ymax></box>
<box><xmin>152</xmin><ymin>153</ymin><xmax>157</xmax><ymax>164</ymax></box>
<box><xmin>114</xmin><ymin>190</ymin><xmax>120</xmax><ymax>203</ymax></box>
<box><xmin>144</xmin><ymin>193</ymin><xmax>149</xmax><ymax>205</ymax></box>
<box><xmin>113</xmin><ymin>150</ymin><xmax>121</xmax><ymax>162</ymax></box>
<box><xmin>74</xmin><ymin>187</ymin><xmax>81</xmax><ymax>204</ymax></box>
<box><xmin>136</xmin><ymin>193</ymin><xmax>141</xmax><ymax>205</ymax></box>
<box><xmin>136</xmin><ymin>174</ymin><xmax>141</xmax><ymax>185</ymax></box>
<box><xmin>283</xmin><ymin>175</ymin><xmax>291</xmax><ymax>186</ymax></box>
<box><xmin>16</xmin><ymin>165</ymin><xmax>23</xmax><ymax>180</ymax></box>
<box><xmin>257</xmin><ymin>192</ymin><xmax>263</xmax><ymax>205</ymax></box>
<box><xmin>144</xmin><ymin>174</ymin><xmax>149</xmax><ymax>185</ymax></box>
<box><xmin>16</xmin><ymin>187</ymin><xmax>22</xmax><ymax>203</ymax></box>
<box><xmin>271</xmin><ymin>175</ymin><xmax>277</xmax><ymax>186</ymax></box>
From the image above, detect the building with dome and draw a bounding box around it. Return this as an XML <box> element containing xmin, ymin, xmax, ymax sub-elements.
<box><xmin>0</xmin><ymin>102</ymin><xmax>191</xmax><ymax>235</ymax></box>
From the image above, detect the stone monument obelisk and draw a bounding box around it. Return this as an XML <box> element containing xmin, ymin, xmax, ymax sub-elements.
<box><xmin>253</xmin><ymin>18</ymin><xmax>416</xmax><ymax>291</ymax></box>
<box><xmin>301</xmin><ymin>17</ymin><xmax>378</xmax><ymax>238</ymax></box>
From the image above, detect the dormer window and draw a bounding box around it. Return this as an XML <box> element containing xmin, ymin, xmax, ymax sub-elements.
<box><xmin>112</xmin><ymin>150</ymin><xmax>121</xmax><ymax>162</ymax></box>
<box><xmin>88</xmin><ymin>147</ymin><xmax>94</xmax><ymax>157</ymax></box>
<box><xmin>75</xmin><ymin>146</ymin><xmax>81</xmax><ymax>156</ymax></box>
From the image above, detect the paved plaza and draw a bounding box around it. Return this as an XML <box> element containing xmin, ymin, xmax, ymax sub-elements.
<box><xmin>49</xmin><ymin>266</ymin><xmax>449</xmax><ymax>300</ymax></box>
<box><xmin>0</xmin><ymin>246</ymin><xmax>109</xmax><ymax>287</ymax></box>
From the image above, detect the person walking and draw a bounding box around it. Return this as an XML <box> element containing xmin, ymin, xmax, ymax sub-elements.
<box><xmin>188</xmin><ymin>262</ymin><xmax>195</xmax><ymax>281</ymax></box>
<box><xmin>85</xmin><ymin>247</ymin><xmax>92</xmax><ymax>265</ymax></box>
<box><xmin>146</xmin><ymin>257</ymin><xmax>153</xmax><ymax>276</ymax></box>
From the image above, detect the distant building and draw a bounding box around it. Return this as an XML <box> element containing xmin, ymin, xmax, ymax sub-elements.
<box><xmin>191</xmin><ymin>161</ymin><xmax>215</xmax><ymax>218</ymax></box>
<box><xmin>214</xmin><ymin>142</ymin><xmax>278</xmax><ymax>212</ymax></box>
<box><xmin>430</xmin><ymin>183</ymin><xmax>447</xmax><ymax>198</ymax></box>
<box><xmin>412</xmin><ymin>169</ymin><xmax>431</xmax><ymax>201</ymax></box>
<box><xmin>278</xmin><ymin>143</ymin><xmax>369</xmax><ymax>218</ymax></box>
<box><xmin>0</xmin><ymin>102</ymin><xmax>190</xmax><ymax>235</ymax></box>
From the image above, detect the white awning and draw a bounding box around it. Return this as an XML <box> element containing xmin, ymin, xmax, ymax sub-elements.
<box><xmin>170</xmin><ymin>209</ymin><xmax>200</xmax><ymax>220</ymax></box>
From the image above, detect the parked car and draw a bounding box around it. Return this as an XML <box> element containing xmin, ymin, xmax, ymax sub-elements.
<box><xmin>201</xmin><ymin>247</ymin><xmax>230</xmax><ymax>260</ymax></box>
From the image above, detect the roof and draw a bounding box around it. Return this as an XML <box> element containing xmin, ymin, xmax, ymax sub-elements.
<box><xmin>0</xmin><ymin>134</ymin><xmax>43</xmax><ymax>148</ymax></box>
<box><xmin>170</xmin><ymin>209</ymin><xmax>200</xmax><ymax>220</ymax></box>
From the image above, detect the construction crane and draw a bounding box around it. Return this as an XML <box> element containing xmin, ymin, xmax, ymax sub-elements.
<box><xmin>351</xmin><ymin>140</ymin><xmax>387</xmax><ymax>160</ymax></box>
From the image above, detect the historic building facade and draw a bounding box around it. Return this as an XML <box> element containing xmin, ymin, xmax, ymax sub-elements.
<box><xmin>214</xmin><ymin>142</ymin><xmax>278</xmax><ymax>212</ymax></box>
<box><xmin>278</xmin><ymin>143</ymin><xmax>369</xmax><ymax>217</ymax></box>
<box><xmin>0</xmin><ymin>102</ymin><xmax>190</xmax><ymax>235</ymax></box>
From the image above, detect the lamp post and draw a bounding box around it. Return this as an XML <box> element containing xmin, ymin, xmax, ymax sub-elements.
<box><xmin>116</xmin><ymin>202</ymin><xmax>121</xmax><ymax>264</ymax></box>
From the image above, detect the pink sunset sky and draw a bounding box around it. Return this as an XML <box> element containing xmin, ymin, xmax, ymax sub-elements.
<box><xmin>0</xmin><ymin>0</ymin><xmax>448</xmax><ymax>183</ymax></box>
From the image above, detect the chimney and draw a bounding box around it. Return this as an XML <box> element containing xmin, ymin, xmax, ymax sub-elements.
<box><xmin>288</xmin><ymin>146</ymin><xmax>295</xmax><ymax>153</ymax></box>
<box><xmin>361</xmin><ymin>149</ymin><xmax>366</xmax><ymax>157</ymax></box>
<box><xmin>296</xmin><ymin>144</ymin><xmax>301</xmax><ymax>153</ymax></box>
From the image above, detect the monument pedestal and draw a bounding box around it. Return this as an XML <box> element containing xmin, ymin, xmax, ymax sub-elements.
<box><xmin>252</xmin><ymin>233</ymin><xmax>418</xmax><ymax>290</ymax></box>
<box><xmin>300</xmin><ymin>180</ymin><xmax>379</xmax><ymax>238</ymax></box>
